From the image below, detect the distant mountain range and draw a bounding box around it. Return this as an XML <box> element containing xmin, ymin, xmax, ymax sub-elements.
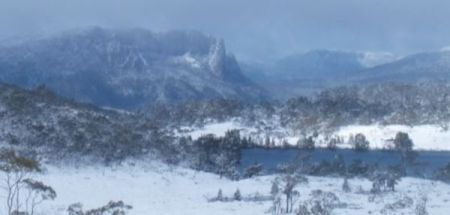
<box><xmin>1</xmin><ymin>27</ymin><xmax>450</xmax><ymax>106</ymax></box>
<box><xmin>0</xmin><ymin>27</ymin><xmax>266</xmax><ymax>110</ymax></box>
<box><xmin>242</xmin><ymin>49</ymin><xmax>450</xmax><ymax>99</ymax></box>
<box><xmin>352</xmin><ymin>50</ymin><xmax>450</xmax><ymax>83</ymax></box>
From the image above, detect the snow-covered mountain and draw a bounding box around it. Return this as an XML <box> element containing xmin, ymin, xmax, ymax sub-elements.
<box><xmin>353</xmin><ymin>50</ymin><xmax>450</xmax><ymax>83</ymax></box>
<box><xmin>0</xmin><ymin>27</ymin><xmax>267</xmax><ymax>110</ymax></box>
<box><xmin>242</xmin><ymin>49</ymin><xmax>450</xmax><ymax>99</ymax></box>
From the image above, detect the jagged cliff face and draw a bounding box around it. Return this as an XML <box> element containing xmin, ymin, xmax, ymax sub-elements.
<box><xmin>0</xmin><ymin>27</ymin><xmax>266</xmax><ymax>109</ymax></box>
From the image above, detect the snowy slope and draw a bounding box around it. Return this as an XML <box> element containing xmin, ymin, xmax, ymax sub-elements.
<box><xmin>2</xmin><ymin>161</ymin><xmax>448</xmax><ymax>215</ymax></box>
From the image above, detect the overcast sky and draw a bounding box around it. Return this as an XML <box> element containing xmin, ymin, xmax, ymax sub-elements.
<box><xmin>1</xmin><ymin>0</ymin><xmax>450</xmax><ymax>61</ymax></box>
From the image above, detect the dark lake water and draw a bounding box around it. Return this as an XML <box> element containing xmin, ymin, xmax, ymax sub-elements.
<box><xmin>240</xmin><ymin>148</ymin><xmax>450</xmax><ymax>177</ymax></box>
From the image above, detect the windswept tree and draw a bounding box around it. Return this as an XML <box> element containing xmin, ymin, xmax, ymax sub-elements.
<box><xmin>282</xmin><ymin>174</ymin><xmax>308</xmax><ymax>213</ymax></box>
<box><xmin>23</xmin><ymin>179</ymin><xmax>57</xmax><ymax>215</ymax></box>
<box><xmin>0</xmin><ymin>149</ymin><xmax>43</xmax><ymax>215</ymax></box>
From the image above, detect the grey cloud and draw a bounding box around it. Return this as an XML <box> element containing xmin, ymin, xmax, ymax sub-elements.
<box><xmin>1</xmin><ymin>0</ymin><xmax>450</xmax><ymax>61</ymax></box>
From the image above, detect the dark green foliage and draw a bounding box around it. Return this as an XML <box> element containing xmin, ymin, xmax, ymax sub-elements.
<box><xmin>349</xmin><ymin>133</ymin><xmax>370</xmax><ymax>152</ymax></box>
<box><xmin>393</xmin><ymin>132</ymin><xmax>417</xmax><ymax>166</ymax></box>
<box><xmin>297</xmin><ymin>136</ymin><xmax>315</xmax><ymax>151</ymax></box>
<box><xmin>192</xmin><ymin>130</ymin><xmax>251</xmax><ymax>179</ymax></box>
<box><xmin>0</xmin><ymin>149</ymin><xmax>41</xmax><ymax>173</ymax></box>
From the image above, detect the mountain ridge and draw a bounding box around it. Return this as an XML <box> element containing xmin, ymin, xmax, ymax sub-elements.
<box><xmin>0</xmin><ymin>27</ymin><xmax>267</xmax><ymax>110</ymax></box>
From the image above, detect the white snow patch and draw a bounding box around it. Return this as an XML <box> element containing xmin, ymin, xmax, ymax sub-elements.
<box><xmin>358</xmin><ymin>52</ymin><xmax>399</xmax><ymax>68</ymax></box>
<box><xmin>334</xmin><ymin>124</ymin><xmax>450</xmax><ymax>150</ymax></box>
<box><xmin>179</xmin><ymin>121</ymin><xmax>257</xmax><ymax>139</ymax></box>
<box><xmin>2</xmin><ymin>162</ymin><xmax>449</xmax><ymax>214</ymax></box>
<box><xmin>173</xmin><ymin>52</ymin><xmax>202</xmax><ymax>69</ymax></box>
<box><xmin>181</xmin><ymin>121</ymin><xmax>450</xmax><ymax>151</ymax></box>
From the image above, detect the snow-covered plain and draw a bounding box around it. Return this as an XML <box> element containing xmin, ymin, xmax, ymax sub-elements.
<box><xmin>180</xmin><ymin>121</ymin><xmax>450</xmax><ymax>150</ymax></box>
<box><xmin>3</xmin><ymin>161</ymin><xmax>449</xmax><ymax>215</ymax></box>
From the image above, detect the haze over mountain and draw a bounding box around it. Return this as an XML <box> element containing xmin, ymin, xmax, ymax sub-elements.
<box><xmin>241</xmin><ymin>49</ymin><xmax>450</xmax><ymax>99</ymax></box>
<box><xmin>353</xmin><ymin>50</ymin><xmax>450</xmax><ymax>83</ymax></box>
<box><xmin>0</xmin><ymin>27</ymin><xmax>266</xmax><ymax>109</ymax></box>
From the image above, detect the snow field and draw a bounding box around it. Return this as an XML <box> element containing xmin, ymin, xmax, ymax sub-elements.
<box><xmin>4</xmin><ymin>161</ymin><xmax>447</xmax><ymax>215</ymax></box>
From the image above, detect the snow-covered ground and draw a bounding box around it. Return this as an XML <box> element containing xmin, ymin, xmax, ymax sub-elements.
<box><xmin>335</xmin><ymin>124</ymin><xmax>450</xmax><ymax>150</ymax></box>
<box><xmin>179</xmin><ymin>121</ymin><xmax>450</xmax><ymax>151</ymax></box>
<box><xmin>1</xmin><ymin>161</ymin><xmax>448</xmax><ymax>215</ymax></box>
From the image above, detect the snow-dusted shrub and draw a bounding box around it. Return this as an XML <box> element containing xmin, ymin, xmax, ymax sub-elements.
<box><xmin>309</xmin><ymin>190</ymin><xmax>341</xmax><ymax>209</ymax></box>
<box><xmin>342</xmin><ymin>177</ymin><xmax>351</xmax><ymax>193</ymax></box>
<box><xmin>385</xmin><ymin>196</ymin><xmax>414</xmax><ymax>210</ymax></box>
<box><xmin>296</xmin><ymin>204</ymin><xmax>310</xmax><ymax>215</ymax></box>
<box><xmin>293</xmin><ymin>190</ymin><xmax>343</xmax><ymax>215</ymax></box>
<box><xmin>213</xmin><ymin>189</ymin><xmax>224</xmax><ymax>202</ymax></box>
<box><xmin>415</xmin><ymin>196</ymin><xmax>428</xmax><ymax>215</ymax></box>
<box><xmin>244</xmin><ymin>163</ymin><xmax>263</xmax><ymax>178</ymax></box>
<box><xmin>310</xmin><ymin>200</ymin><xmax>331</xmax><ymax>215</ymax></box>
<box><xmin>380</xmin><ymin>196</ymin><xmax>414</xmax><ymax>214</ymax></box>
<box><xmin>370</xmin><ymin>169</ymin><xmax>402</xmax><ymax>193</ymax></box>
<box><xmin>67</xmin><ymin>201</ymin><xmax>132</xmax><ymax>215</ymax></box>
<box><xmin>67</xmin><ymin>203</ymin><xmax>83</xmax><ymax>215</ymax></box>
<box><xmin>233</xmin><ymin>189</ymin><xmax>242</xmax><ymax>201</ymax></box>
<box><xmin>270</xmin><ymin>181</ymin><xmax>280</xmax><ymax>197</ymax></box>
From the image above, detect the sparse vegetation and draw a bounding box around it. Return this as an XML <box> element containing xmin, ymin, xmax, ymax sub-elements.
<box><xmin>67</xmin><ymin>201</ymin><xmax>132</xmax><ymax>215</ymax></box>
<box><xmin>0</xmin><ymin>149</ymin><xmax>55</xmax><ymax>215</ymax></box>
